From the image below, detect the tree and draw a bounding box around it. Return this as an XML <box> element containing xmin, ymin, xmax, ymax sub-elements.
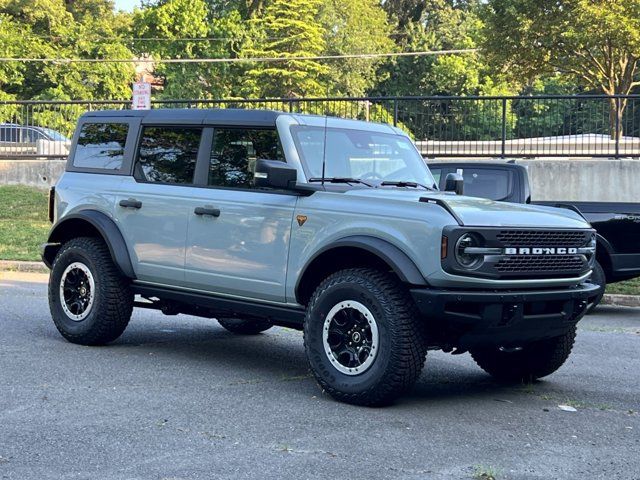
<box><xmin>0</xmin><ymin>0</ymin><xmax>135</xmax><ymax>101</ymax></box>
<box><xmin>482</xmin><ymin>0</ymin><xmax>640</xmax><ymax>138</ymax></box>
<box><xmin>318</xmin><ymin>0</ymin><xmax>395</xmax><ymax>97</ymax></box>
<box><xmin>374</xmin><ymin>0</ymin><xmax>515</xmax><ymax>140</ymax></box>
<box><xmin>382</xmin><ymin>0</ymin><xmax>427</xmax><ymax>30</ymax></box>
<box><xmin>133</xmin><ymin>0</ymin><xmax>249</xmax><ymax>99</ymax></box>
<box><xmin>242</xmin><ymin>0</ymin><xmax>329</xmax><ymax>98</ymax></box>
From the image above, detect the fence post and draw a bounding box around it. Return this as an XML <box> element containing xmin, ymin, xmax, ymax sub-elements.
<box><xmin>501</xmin><ymin>97</ymin><xmax>507</xmax><ymax>158</ymax></box>
<box><xmin>393</xmin><ymin>99</ymin><xmax>398</xmax><ymax>127</ymax></box>
<box><xmin>615</xmin><ymin>96</ymin><xmax>621</xmax><ymax>159</ymax></box>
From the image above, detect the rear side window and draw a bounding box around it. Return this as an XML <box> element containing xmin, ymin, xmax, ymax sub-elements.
<box><xmin>73</xmin><ymin>123</ymin><xmax>128</xmax><ymax>170</ymax></box>
<box><xmin>208</xmin><ymin>128</ymin><xmax>283</xmax><ymax>189</ymax></box>
<box><xmin>0</xmin><ymin>127</ymin><xmax>20</xmax><ymax>142</ymax></box>
<box><xmin>135</xmin><ymin>127</ymin><xmax>201</xmax><ymax>184</ymax></box>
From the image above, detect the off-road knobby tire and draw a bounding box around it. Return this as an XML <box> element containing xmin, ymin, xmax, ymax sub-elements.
<box><xmin>303</xmin><ymin>268</ymin><xmax>427</xmax><ymax>407</ymax></box>
<box><xmin>470</xmin><ymin>326</ymin><xmax>577</xmax><ymax>383</ymax></box>
<box><xmin>586</xmin><ymin>261</ymin><xmax>606</xmax><ymax>314</ymax></box>
<box><xmin>217</xmin><ymin>317</ymin><xmax>273</xmax><ymax>335</ymax></box>
<box><xmin>49</xmin><ymin>237</ymin><xmax>133</xmax><ymax>346</ymax></box>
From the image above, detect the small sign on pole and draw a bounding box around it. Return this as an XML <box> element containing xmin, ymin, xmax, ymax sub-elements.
<box><xmin>132</xmin><ymin>82</ymin><xmax>151</xmax><ymax>110</ymax></box>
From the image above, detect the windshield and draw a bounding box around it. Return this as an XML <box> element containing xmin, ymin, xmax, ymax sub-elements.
<box><xmin>41</xmin><ymin>128</ymin><xmax>69</xmax><ymax>142</ymax></box>
<box><xmin>290</xmin><ymin>125</ymin><xmax>436</xmax><ymax>188</ymax></box>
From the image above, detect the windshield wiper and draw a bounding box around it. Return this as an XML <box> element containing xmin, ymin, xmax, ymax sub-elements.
<box><xmin>379</xmin><ymin>180</ymin><xmax>436</xmax><ymax>190</ymax></box>
<box><xmin>308</xmin><ymin>177</ymin><xmax>374</xmax><ymax>187</ymax></box>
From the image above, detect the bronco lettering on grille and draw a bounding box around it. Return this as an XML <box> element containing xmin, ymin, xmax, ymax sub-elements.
<box><xmin>504</xmin><ymin>247</ymin><xmax>578</xmax><ymax>255</ymax></box>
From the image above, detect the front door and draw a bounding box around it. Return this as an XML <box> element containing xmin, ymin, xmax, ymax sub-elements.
<box><xmin>184</xmin><ymin>127</ymin><xmax>296</xmax><ymax>303</ymax></box>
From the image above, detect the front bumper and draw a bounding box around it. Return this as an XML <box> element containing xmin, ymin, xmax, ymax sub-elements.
<box><xmin>410</xmin><ymin>282</ymin><xmax>601</xmax><ymax>349</ymax></box>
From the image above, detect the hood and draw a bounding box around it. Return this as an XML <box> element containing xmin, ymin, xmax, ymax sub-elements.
<box><xmin>343</xmin><ymin>189</ymin><xmax>590</xmax><ymax>229</ymax></box>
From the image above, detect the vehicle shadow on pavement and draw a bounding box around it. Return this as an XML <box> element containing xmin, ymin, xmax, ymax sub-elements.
<box><xmin>86</xmin><ymin>318</ymin><xmax>542</xmax><ymax>406</ymax></box>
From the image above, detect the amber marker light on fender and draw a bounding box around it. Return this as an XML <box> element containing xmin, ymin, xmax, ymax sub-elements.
<box><xmin>441</xmin><ymin>236</ymin><xmax>448</xmax><ymax>259</ymax></box>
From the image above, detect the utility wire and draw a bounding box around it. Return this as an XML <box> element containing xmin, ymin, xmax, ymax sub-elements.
<box><xmin>0</xmin><ymin>49</ymin><xmax>478</xmax><ymax>64</ymax></box>
<box><xmin>18</xmin><ymin>32</ymin><xmax>410</xmax><ymax>42</ymax></box>
<box><xmin>21</xmin><ymin>34</ymin><xmax>290</xmax><ymax>42</ymax></box>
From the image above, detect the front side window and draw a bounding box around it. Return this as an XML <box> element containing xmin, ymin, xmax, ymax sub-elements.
<box><xmin>291</xmin><ymin>126</ymin><xmax>436</xmax><ymax>188</ymax></box>
<box><xmin>73</xmin><ymin>123</ymin><xmax>129</xmax><ymax>170</ymax></box>
<box><xmin>23</xmin><ymin>128</ymin><xmax>46</xmax><ymax>143</ymax></box>
<box><xmin>135</xmin><ymin>126</ymin><xmax>201</xmax><ymax>184</ymax></box>
<box><xmin>208</xmin><ymin>128</ymin><xmax>284</xmax><ymax>188</ymax></box>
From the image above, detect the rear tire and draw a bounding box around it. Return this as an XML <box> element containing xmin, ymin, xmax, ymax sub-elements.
<box><xmin>586</xmin><ymin>261</ymin><xmax>606</xmax><ymax>314</ymax></box>
<box><xmin>217</xmin><ymin>317</ymin><xmax>273</xmax><ymax>335</ymax></box>
<box><xmin>48</xmin><ymin>237</ymin><xmax>133</xmax><ymax>346</ymax></box>
<box><xmin>303</xmin><ymin>268</ymin><xmax>426</xmax><ymax>407</ymax></box>
<box><xmin>470</xmin><ymin>326</ymin><xmax>577</xmax><ymax>383</ymax></box>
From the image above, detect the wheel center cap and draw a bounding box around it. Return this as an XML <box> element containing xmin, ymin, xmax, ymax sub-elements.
<box><xmin>351</xmin><ymin>331</ymin><xmax>361</xmax><ymax>343</ymax></box>
<box><xmin>80</xmin><ymin>287</ymin><xmax>87</xmax><ymax>296</ymax></box>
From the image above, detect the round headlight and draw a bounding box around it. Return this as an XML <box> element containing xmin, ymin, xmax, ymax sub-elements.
<box><xmin>455</xmin><ymin>233</ymin><xmax>484</xmax><ymax>269</ymax></box>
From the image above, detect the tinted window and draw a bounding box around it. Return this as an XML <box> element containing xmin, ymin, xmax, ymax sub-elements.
<box><xmin>0</xmin><ymin>127</ymin><xmax>20</xmax><ymax>142</ymax></box>
<box><xmin>73</xmin><ymin>123</ymin><xmax>128</xmax><ymax>170</ymax></box>
<box><xmin>460</xmin><ymin>168</ymin><xmax>512</xmax><ymax>200</ymax></box>
<box><xmin>208</xmin><ymin>128</ymin><xmax>283</xmax><ymax>188</ymax></box>
<box><xmin>136</xmin><ymin>127</ymin><xmax>201</xmax><ymax>184</ymax></box>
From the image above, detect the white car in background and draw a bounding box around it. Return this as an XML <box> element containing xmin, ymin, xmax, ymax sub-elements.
<box><xmin>0</xmin><ymin>124</ymin><xmax>71</xmax><ymax>157</ymax></box>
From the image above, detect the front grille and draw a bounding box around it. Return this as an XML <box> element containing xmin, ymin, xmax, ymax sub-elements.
<box><xmin>496</xmin><ymin>230</ymin><xmax>589</xmax><ymax>248</ymax></box>
<box><xmin>495</xmin><ymin>255</ymin><xmax>585</xmax><ymax>273</ymax></box>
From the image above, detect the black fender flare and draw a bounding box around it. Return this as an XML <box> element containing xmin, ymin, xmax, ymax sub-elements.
<box><xmin>42</xmin><ymin>209</ymin><xmax>136</xmax><ymax>279</ymax></box>
<box><xmin>295</xmin><ymin>235</ymin><xmax>427</xmax><ymax>301</ymax></box>
<box><xmin>594</xmin><ymin>233</ymin><xmax>614</xmax><ymax>278</ymax></box>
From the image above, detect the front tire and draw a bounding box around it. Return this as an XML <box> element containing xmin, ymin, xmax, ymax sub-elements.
<box><xmin>470</xmin><ymin>326</ymin><xmax>577</xmax><ymax>383</ymax></box>
<box><xmin>48</xmin><ymin>237</ymin><xmax>133</xmax><ymax>346</ymax></box>
<box><xmin>303</xmin><ymin>268</ymin><xmax>426</xmax><ymax>406</ymax></box>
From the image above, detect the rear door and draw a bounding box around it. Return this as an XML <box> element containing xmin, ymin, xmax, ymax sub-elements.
<box><xmin>114</xmin><ymin>125</ymin><xmax>204</xmax><ymax>286</ymax></box>
<box><xmin>183</xmin><ymin>126</ymin><xmax>297</xmax><ymax>303</ymax></box>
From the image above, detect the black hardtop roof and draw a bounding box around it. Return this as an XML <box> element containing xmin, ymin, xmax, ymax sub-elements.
<box><xmin>80</xmin><ymin>108</ymin><xmax>283</xmax><ymax>127</ymax></box>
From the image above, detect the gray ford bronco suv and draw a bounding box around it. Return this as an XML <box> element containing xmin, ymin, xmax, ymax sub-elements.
<box><xmin>43</xmin><ymin>109</ymin><xmax>600</xmax><ymax>406</ymax></box>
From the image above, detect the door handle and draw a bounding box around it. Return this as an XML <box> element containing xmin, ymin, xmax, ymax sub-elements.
<box><xmin>119</xmin><ymin>198</ymin><xmax>142</xmax><ymax>209</ymax></box>
<box><xmin>194</xmin><ymin>206</ymin><xmax>221</xmax><ymax>217</ymax></box>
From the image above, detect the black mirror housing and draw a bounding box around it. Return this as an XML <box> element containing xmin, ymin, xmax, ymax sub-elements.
<box><xmin>254</xmin><ymin>159</ymin><xmax>298</xmax><ymax>189</ymax></box>
<box><xmin>444</xmin><ymin>172</ymin><xmax>464</xmax><ymax>195</ymax></box>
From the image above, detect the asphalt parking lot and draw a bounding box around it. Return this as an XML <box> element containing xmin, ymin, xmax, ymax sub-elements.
<box><xmin>1</xmin><ymin>272</ymin><xmax>639</xmax><ymax>480</ymax></box>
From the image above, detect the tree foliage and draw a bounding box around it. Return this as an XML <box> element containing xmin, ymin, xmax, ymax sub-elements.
<box><xmin>0</xmin><ymin>0</ymin><xmax>135</xmax><ymax>101</ymax></box>
<box><xmin>319</xmin><ymin>0</ymin><xmax>395</xmax><ymax>97</ymax></box>
<box><xmin>133</xmin><ymin>0</ymin><xmax>249</xmax><ymax>99</ymax></box>
<box><xmin>242</xmin><ymin>0</ymin><xmax>329</xmax><ymax>98</ymax></box>
<box><xmin>482</xmin><ymin>0</ymin><xmax>640</xmax><ymax>136</ymax></box>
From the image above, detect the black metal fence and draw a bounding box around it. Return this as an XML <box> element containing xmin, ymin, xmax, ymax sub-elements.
<box><xmin>2</xmin><ymin>95</ymin><xmax>640</xmax><ymax>159</ymax></box>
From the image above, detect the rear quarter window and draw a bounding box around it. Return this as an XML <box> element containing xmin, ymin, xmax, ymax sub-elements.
<box><xmin>72</xmin><ymin>123</ymin><xmax>129</xmax><ymax>170</ymax></box>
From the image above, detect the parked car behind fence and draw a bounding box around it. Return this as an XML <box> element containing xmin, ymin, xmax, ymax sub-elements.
<box><xmin>0</xmin><ymin>124</ymin><xmax>71</xmax><ymax>158</ymax></box>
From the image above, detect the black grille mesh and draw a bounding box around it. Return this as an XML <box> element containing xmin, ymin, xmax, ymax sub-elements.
<box><xmin>495</xmin><ymin>255</ymin><xmax>585</xmax><ymax>273</ymax></box>
<box><xmin>496</xmin><ymin>230</ymin><xmax>589</xmax><ymax>248</ymax></box>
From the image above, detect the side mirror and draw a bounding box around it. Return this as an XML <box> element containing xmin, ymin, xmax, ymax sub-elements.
<box><xmin>444</xmin><ymin>172</ymin><xmax>464</xmax><ymax>195</ymax></box>
<box><xmin>254</xmin><ymin>159</ymin><xmax>298</xmax><ymax>189</ymax></box>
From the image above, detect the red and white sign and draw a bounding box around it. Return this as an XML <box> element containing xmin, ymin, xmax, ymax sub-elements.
<box><xmin>132</xmin><ymin>82</ymin><xmax>151</xmax><ymax>110</ymax></box>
